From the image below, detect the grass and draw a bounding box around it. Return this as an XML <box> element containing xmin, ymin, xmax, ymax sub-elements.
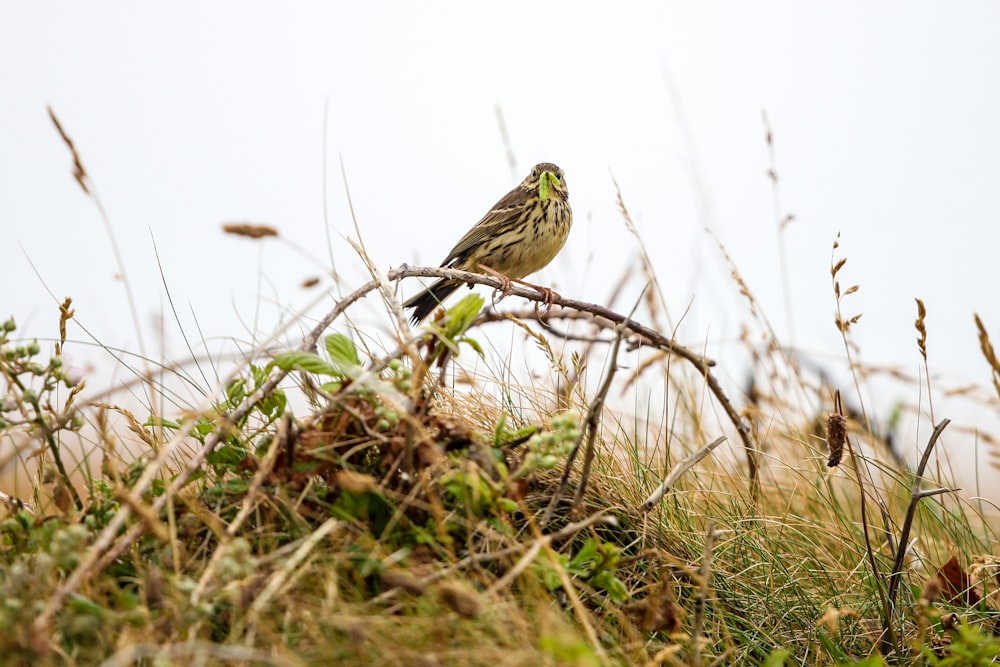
<box><xmin>2</xmin><ymin>268</ymin><xmax>999</xmax><ymax>666</ymax></box>
<box><xmin>2</xmin><ymin>111</ymin><xmax>999</xmax><ymax>666</ymax></box>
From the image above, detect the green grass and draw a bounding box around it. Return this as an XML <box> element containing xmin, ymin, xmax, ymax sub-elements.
<box><xmin>1</xmin><ymin>270</ymin><xmax>999</xmax><ymax>667</ymax></box>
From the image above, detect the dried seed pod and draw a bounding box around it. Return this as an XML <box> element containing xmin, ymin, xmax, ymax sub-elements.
<box><xmin>825</xmin><ymin>411</ymin><xmax>846</xmax><ymax>468</ymax></box>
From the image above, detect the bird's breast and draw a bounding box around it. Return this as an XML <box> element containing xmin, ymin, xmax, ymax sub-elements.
<box><xmin>492</xmin><ymin>198</ymin><xmax>572</xmax><ymax>278</ymax></box>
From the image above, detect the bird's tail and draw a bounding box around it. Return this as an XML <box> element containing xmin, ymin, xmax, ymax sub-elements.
<box><xmin>403</xmin><ymin>278</ymin><xmax>461</xmax><ymax>324</ymax></box>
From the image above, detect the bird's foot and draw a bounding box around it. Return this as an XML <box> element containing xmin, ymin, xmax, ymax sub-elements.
<box><xmin>532</xmin><ymin>285</ymin><xmax>561</xmax><ymax>320</ymax></box>
<box><xmin>477</xmin><ymin>263</ymin><xmax>514</xmax><ymax>299</ymax></box>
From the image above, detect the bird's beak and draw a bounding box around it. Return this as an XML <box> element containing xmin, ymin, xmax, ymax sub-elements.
<box><xmin>538</xmin><ymin>170</ymin><xmax>559</xmax><ymax>202</ymax></box>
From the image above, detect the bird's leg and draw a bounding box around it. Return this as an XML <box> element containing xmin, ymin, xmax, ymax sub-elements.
<box><xmin>477</xmin><ymin>264</ymin><xmax>561</xmax><ymax>315</ymax></box>
<box><xmin>514</xmin><ymin>277</ymin><xmax>561</xmax><ymax>315</ymax></box>
<box><xmin>477</xmin><ymin>263</ymin><xmax>514</xmax><ymax>298</ymax></box>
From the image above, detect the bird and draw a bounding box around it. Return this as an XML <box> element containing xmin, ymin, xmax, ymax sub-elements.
<box><xmin>403</xmin><ymin>162</ymin><xmax>573</xmax><ymax>324</ymax></box>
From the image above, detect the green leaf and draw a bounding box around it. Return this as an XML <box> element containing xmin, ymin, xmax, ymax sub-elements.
<box><xmin>249</xmin><ymin>363</ymin><xmax>268</xmax><ymax>386</ymax></box>
<box><xmin>145</xmin><ymin>416</ymin><xmax>181</xmax><ymax>430</ymax></box>
<box><xmin>444</xmin><ymin>293</ymin><xmax>484</xmax><ymax>336</ymax></box>
<box><xmin>597</xmin><ymin>573</ymin><xmax>629</xmax><ymax>602</ymax></box>
<box><xmin>325</xmin><ymin>333</ymin><xmax>361</xmax><ymax>371</ymax></box>
<box><xmin>459</xmin><ymin>335</ymin><xmax>484</xmax><ymax>358</ymax></box>
<box><xmin>270</xmin><ymin>351</ymin><xmax>343</xmax><ymax>377</ymax></box>
<box><xmin>494</xmin><ymin>422</ymin><xmax>539</xmax><ymax>448</ymax></box>
<box><xmin>493</xmin><ymin>414</ymin><xmax>508</xmax><ymax>446</ymax></box>
<box><xmin>497</xmin><ymin>497</ymin><xmax>518</xmax><ymax>513</ymax></box>
<box><xmin>194</xmin><ymin>418</ymin><xmax>215</xmax><ymax>437</ymax></box>
<box><xmin>260</xmin><ymin>388</ymin><xmax>286</xmax><ymax>418</ymax></box>
<box><xmin>208</xmin><ymin>443</ymin><xmax>248</xmax><ymax>468</ymax></box>
<box><xmin>569</xmin><ymin>538</ymin><xmax>600</xmax><ymax>572</ymax></box>
<box><xmin>226</xmin><ymin>378</ymin><xmax>246</xmax><ymax>403</ymax></box>
<box><xmin>67</xmin><ymin>594</ymin><xmax>104</xmax><ymax>615</ymax></box>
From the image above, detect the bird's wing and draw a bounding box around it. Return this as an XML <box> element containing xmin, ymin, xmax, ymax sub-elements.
<box><xmin>441</xmin><ymin>186</ymin><xmax>530</xmax><ymax>266</ymax></box>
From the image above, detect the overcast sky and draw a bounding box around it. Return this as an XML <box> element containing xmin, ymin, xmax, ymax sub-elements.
<box><xmin>3</xmin><ymin>3</ymin><xmax>1000</xmax><ymax>500</ymax></box>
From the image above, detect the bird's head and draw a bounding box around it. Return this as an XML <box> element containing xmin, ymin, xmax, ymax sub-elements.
<box><xmin>525</xmin><ymin>163</ymin><xmax>567</xmax><ymax>202</ymax></box>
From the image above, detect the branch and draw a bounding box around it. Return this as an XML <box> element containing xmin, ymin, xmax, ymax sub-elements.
<box><xmin>639</xmin><ymin>436</ymin><xmax>727</xmax><ymax>513</ymax></box>
<box><xmin>886</xmin><ymin>419</ymin><xmax>952</xmax><ymax>612</ymax></box>
<box><xmin>392</xmin><ymin>266</ymin><xmax>757</xmax><ymax>493</ymax></box>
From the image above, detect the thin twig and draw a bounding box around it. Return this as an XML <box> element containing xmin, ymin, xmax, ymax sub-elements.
<box><xmin>396</xmin><ymin>266</ymin><xmax>713</xmax><ymax>367</ymax></box>
<box><xmin>486</xmin><ymin>531</ymin><xmax>549</xmax><ymax>595</ymax></box>
<box><xmin>886</xmin><ymin>419</ymin><xmax>952</xmax><ymax>613</ymax></box>
<box><xmin>571</xmin><ymin>314</ymin><xmax>632</xmax><ymax>511</ymax></box>
<box><xmin>539</xmin><ymin>295</ymin><xmax>637</xmax><ymax>525</ymax></box>
<box><xmin>639</xmin><ymin>436</ymin><xmax>727</xmax><ymax>513</ymax></box>
<box><xmin>248</xmin><ymin>518</ymin><xmax>341</xmax><ymax>618</ymax></box>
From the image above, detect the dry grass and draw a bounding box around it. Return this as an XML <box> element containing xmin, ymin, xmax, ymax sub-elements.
<box><xmin>2</xmin><ymin>262</ymin><xmax>998</xmax><ymax>666</ymax></box>
<box><xmin>2</xmin><ymin>113</ymin><xmax>999</xmax><ymax>666</ymax></box>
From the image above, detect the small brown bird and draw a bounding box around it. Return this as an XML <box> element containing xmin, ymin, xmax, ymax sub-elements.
<box><xmin>404</xmin><ymin>162</ymin><xmax>573</xmax><ymax>323</ymax></box>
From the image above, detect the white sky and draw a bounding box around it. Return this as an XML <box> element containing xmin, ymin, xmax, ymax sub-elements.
<box><xmin>3</xmin><ymin>3</ymin><xmax>1000</xmax><ymax>500</ymax></box>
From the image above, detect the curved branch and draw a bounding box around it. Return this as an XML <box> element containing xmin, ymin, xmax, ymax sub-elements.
<box><xmin>389</xmin><ymin>265</ymin><xmax>756</xmax><ymax>497</ymax></box>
